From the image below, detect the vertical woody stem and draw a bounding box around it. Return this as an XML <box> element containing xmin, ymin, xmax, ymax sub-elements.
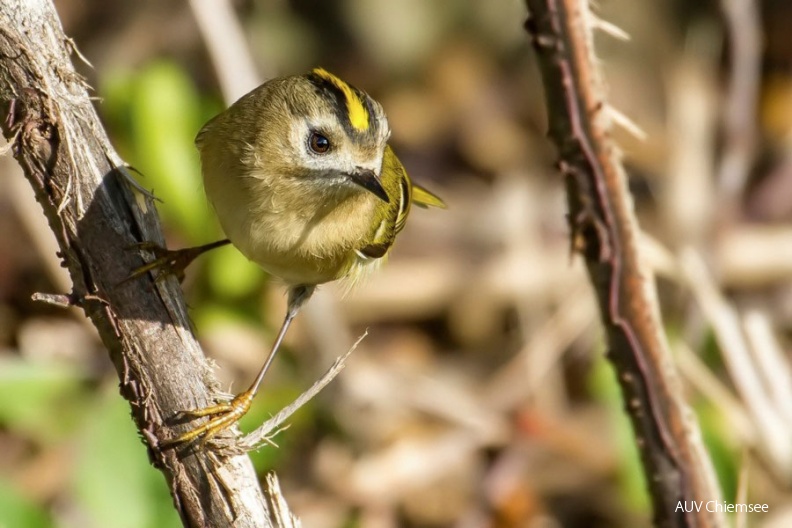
<box><xmin>524</xmin><ymin>1</ymin><xmax>726</xmax><ymax>526</ymax></box>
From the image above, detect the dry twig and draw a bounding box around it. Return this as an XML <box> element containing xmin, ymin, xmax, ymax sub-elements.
<box><xmin>717</xmin><ymin>0</ymin><xmax>761</xmax><ymax>204</ymax></box>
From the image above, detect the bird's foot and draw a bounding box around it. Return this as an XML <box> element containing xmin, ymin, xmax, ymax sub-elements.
<box><xmin>121</xmin><ymin>239</ymin><xmax>230</xmax><ymax>284</ymax></box>
<box><xmin>161</xmin><ymin>390</ymin><xmax>255</xmax><ymax>448</ymax></box>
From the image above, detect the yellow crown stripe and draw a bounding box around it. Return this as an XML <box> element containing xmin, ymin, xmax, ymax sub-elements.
<box><xmin>312</xmin><ymin>68</ymin><xmax>370</xmax><ymax>131</ymax></box>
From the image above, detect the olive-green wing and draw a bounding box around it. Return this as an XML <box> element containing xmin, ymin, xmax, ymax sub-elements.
<box><xmin>357</xmin><ymin>146</ymin><xmax>445</xmax><ymax>259</ymax></box>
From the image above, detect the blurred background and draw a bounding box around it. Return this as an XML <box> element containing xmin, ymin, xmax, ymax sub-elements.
<box><xmin>2</xmin><ymin>0</ymin><xmax>792</xmax><ymax>526</ymax></box>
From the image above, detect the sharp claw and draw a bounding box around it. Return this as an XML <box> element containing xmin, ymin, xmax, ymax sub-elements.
<box><xmin>117</xmin><ymin>264</ymin><xmax>156</xmax><ymax>286</ymax></box>
<box><xmin>120</xmin><ymin>244</ymin><xmax>190</xmax><ymax>285</ymax></box>
<box><xmin>120</xmin><ymin>240</ymin><xmax>230</xmax><ymax>286</ymax></box>
<box><xmin>161</xmin><ymin>412</ymin><xmax>233</xmax><ymax>448</ymax></box>
<box><xmin>176</xmin><ymin>402</ymin><xmax>234</xmax><ymax>419</ymax></box>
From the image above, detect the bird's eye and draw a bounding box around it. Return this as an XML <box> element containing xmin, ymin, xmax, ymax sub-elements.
<box><xmin>309</xmin><ymin>132</ymin><xmax>330</xmax><ymax>154</ymax></box>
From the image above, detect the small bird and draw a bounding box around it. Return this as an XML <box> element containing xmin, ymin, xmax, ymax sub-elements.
<box><xmin>146</xmin><ymin>68</ymin><xmax>444</xmax><ymax>446</ymax></box>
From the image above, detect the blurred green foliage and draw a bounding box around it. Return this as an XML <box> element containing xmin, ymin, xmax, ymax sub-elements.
<box><xmin>0</xmin><ymin>480</ymin><xmax>52</xmax><ymax>528</ymax></box>
<box><xmin>0</xmin><ymin>361</ymin><xmax>180</xmax><ymax>528</ymax></box>
<box><xmin>0</xmin><ymin>358</ymin><xmax>86</xmax><ymax>441</ymax></box>
<box><xmin>73</xmin><ymin>388</ymin><xmax>181</xmax><ymax>528</ymax></box>
<box><xmin>102</xmin><ymin>61</ymin><xmax>213</xmax><ymax>241</ymax></box>
<box><xmin>587</xmin><ymin>352</ymin><xmax>651</xmax><ymax>514</ymax></box>
<box><xmin>697</xmin><ymin>401</ymin><xmax>739</xmax><ymax>504</ymax></box>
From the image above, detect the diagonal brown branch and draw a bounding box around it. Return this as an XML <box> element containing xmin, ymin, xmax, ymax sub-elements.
<box><xmin>0</xmin><ymin>1</ymin><xmax>289</xmax><ymax>526</ymax></box>
<box><xmin>523</xmin><ymin>1</ymin><xmax>726</xmax><ymax>527</ymax></box>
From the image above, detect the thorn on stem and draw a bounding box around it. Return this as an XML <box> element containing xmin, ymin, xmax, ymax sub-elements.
<box><xmin>31</xmin><ymin>291</ymin><xmax>109</xmax><ymax>308</ymax></box>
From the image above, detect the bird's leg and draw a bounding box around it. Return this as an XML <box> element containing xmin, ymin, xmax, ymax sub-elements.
<box><xmin>161</xmin><ymin>284</ymin><xmax>316</xmax><ymax>448</ymax></box>
<box><xmin>122</xmin><ymin>239</ymin><xmax>231</xmax><ymax>284</ymax></box>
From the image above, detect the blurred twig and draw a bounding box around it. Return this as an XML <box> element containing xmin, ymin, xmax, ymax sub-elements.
<box><xmin>735</xmin><ymin>454</ymin><xmax>749</xmax><ymax>528</ymax></box>
<box><xmin>485</xmin><ymin>281</ymin><xmax>596</xmax><ymax>411</ymax></box>
<box><xmin>717</xmin><ymin>0</ymin><xmax>761</xmax><ymax>206</ymax></box>
<box><xmin>0</xmin><ymin>1</ymin><xmax>287</xmax><ymax>526</ymax></box>
<box><xmin>524</xmin><ymin>1</ymin><xmax>725</xmax><ymax>526</ymax></box>
<box><xmin>188</xmin><ymin>0</ymin><xmax>264</xmax><ymax>101</ymax></box>
<box><xmin>680</xmin><ymin>249</ymin><xmax>792</xmax><ymax>476</ymax></box>
<box><xmin>663</xmin><ymin>31</ymin><xmax>718</xmax><ymax>246</ymax></box>
<box><xmin>742</xmin><ymin>311</ymin><xmax>792</xmax><ymax>428</ymax></box>
<box><xmin>2</xmin><ymin>156</ymin><xmax>72</xmax><ymax>293</ymax></box>
<box><xmin>227</xmin><ymin>333</ymin><xmax>365</xmax><ymax>454</ymax></box>
<box><xmin>674</xmin><ymin>342</ymin><xmax>755</xmax><ymax>446</ymax></box>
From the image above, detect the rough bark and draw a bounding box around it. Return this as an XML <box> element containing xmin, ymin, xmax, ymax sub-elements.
<box><xmin>524</xmin><ymin>1</ymin><xmax>726</xmax><ymax>527</ymax></box>
<box><xmin>0</xmin><ymin>1</ymin><xmax>284</xmax><ymax>526</ymax></box>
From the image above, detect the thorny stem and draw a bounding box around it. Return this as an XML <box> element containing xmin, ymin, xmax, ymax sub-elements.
<box><xmin>524</xmin><ymin>1</ymin><xmax>726</xmax><ymax>527</ymax></box>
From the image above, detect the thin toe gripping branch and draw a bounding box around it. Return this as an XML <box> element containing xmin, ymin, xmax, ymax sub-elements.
<box><xmin>122</xmin><ymin>239</ymin><xmax>231</xmax><ymax>284</ymax></box>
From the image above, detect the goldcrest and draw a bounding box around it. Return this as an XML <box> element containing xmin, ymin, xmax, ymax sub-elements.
<box><xmin>157</xmin><ymin>68</ymin><xmax>444</xmax><ymax>446</ymax></box>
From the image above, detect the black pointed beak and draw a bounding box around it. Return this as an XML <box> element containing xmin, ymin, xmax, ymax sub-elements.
<box><xmin>346</xmin><ymin>168</ymin><xmax>389</xmax><ymax>203</ymax></box>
